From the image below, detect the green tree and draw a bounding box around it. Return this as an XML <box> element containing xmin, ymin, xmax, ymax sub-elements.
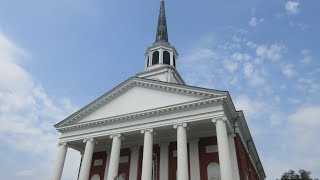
<box><xmin>280</xmin><ymin>169</ymin><xmax>312</xmax><ymax>180</ymax></box>
<box><xmin>299</xmin><ymin>170</ymin><xmax>312</xmax><ymax>180</ymax></box>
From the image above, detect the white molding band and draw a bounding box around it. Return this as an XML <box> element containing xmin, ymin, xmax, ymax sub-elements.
<box><xmin>58</xmin><ymin>96</ymin><xmax>225</xmax><ymax>132</ymax></box>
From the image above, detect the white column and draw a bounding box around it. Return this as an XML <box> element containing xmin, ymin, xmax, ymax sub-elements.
<box><xmin>174</xmin><ymin>123</ymin><xmax>189</xmax><ymax>180</ymax></box>
<box><xmin>145</xmin><ymin>56</ymin><xmax>148</xmax><ymax>70</ymax></box>
<box><xmin>107</xmin><ymin>134</ymin><xmax>122</xmax><ymax>180</ymax></box>
<box><xmin>213</xmin><ymin>117</ymin><xmax>233</xmax><ymax>180</ymax></box>
<box><xmin>129</xmin><ymin>147</ymin><xmax>140</xmax><ymax>180</ymax></box>
<box><xmin>169</xmin><ymin>52</ymin><xmax>174</xmax><ymax>66</ymax></box>
<box><xmin>79</xmin><ymin>138</ymin><xmax>96</xmax><ymax>180</ymax></box>
<box><xmin>159</xmin><ymin>48</ymin><xmax>164</xmax><ymax>64</ymax></box>
<box><xmin>228</xmin><ymin>134</ymin><xmax>240</xmax><ymax>180</ymax></box>
<box><xmin>141</xmin><ymin>129</ymin><xmax>154</xmax><ymax>180</ymax></box>
<box><xmin>149</xmin><ymin>52</ymin><xmax>152</xmax><ymax>67</ymax></box>
<box><xmin>52</xmin><ymin>143</ymin><xmax>68</xmax><ymax>180</ymax></box>
<box><xmin>159</xmin><ymin>143</ymin><xmax>169</xmax><ymax>180</ymax></box>
<box><xmin>103</xmin><ymin>150</ymin><xmax>111</xmax><ymax>180</ymax></box>
<box><xmin>189</xmin><ymin>139</ymin><xmax>200</xmax><ymax>180</ymax></box>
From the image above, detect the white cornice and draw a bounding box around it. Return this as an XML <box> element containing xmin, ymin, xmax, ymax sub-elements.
<box><xmin>55</xmin><ymin>77</ymin><xmax>228</xmax><ymax>128</ymax></box>
<box><xmin>56</xmin><ymin>96</ymin><xmax>227</xmax><ymax>132</ymax></box>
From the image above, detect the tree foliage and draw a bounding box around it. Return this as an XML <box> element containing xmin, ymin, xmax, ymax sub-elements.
<box><xmin>280</xmin><ymin>169</ymin><xmax>312</xmax><ymax>180</ymax></box>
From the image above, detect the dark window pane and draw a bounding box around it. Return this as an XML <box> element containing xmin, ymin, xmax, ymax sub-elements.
<box><xmin>163</xmin><ymin>51</ymin><xmax>170</xmax><ymax>65</ymax></box>
<box><xmin>152</xmin><ymin>51</ymin><xmax>159</xmax><ymax>65</ymax></box>
<box><xmin>173</xmin><ymin>56</ymin><xmax>176</xmax><ymax>67</ymax></box>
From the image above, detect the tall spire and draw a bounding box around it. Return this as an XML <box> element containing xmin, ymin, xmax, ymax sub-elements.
<box><xmin>155</xmin><ymin>0</ymin><xmax>169</xmax><ymax>43</ymax></box>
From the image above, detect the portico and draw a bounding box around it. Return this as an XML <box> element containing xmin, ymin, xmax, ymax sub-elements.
<box><xmin>53</xmin><ymin>113</ymin><xmax>236</xmax><ymax>180</ymax></box>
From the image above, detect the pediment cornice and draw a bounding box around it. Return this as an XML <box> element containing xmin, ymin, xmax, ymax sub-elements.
<box><xmin>56</xmin><ymin>96</ymin><xmax>227</xmax><ymax>133</ymax></box>
<box><xmin>54</xmin><ymin>77</ymin><xmax>229</xmax><ymax>129</ymax></box>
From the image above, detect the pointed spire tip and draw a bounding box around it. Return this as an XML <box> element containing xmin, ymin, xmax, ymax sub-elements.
<box><xmin>155</xmin><ymin>0</ymin><xmax>169</xmax><ymax>43</ymax></box>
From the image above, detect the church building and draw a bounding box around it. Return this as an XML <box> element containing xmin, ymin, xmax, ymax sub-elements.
<box><xmin>52</xmin><ymin>1</ymin><xmax>266</xmax><ymax>180</ymax></box>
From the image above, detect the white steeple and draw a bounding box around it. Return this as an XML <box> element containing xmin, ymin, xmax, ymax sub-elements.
<box><xmin>137</xmin><ymin>0</ymin><xmax>185</xmax><ymax>85</ymax></box>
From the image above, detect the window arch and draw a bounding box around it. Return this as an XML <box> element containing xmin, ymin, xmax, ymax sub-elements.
<box><xmin>152</xmin><ymin>51</ymin><xmax>159</xmax><ymax>65</ymax></box>
<box><xmin>207</xmin><ymin>162</ymin><xmax>220</xmax><ymax>180</ymax></box>
<box><xmin>163</xmin><ymin>51</ymin><xmax>170</xmax><ymax>65</ymax></box>
<box><xmin>152</xmin><ymin>154</ymin><xmax>158</xmax><ymax>180</ymax></box>
<box><xmin>91</xmin><ymin>174</ymin><xmax>100</xmax><ymax>180</ymax></box>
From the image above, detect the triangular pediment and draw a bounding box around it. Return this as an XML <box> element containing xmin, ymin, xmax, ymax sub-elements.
<box><xmin>55</xmin><ymin>77</ymin><xmax>227</xmax><ymax>128</ymax></box>
<box><xmin>79</xmin><ymin>85</ymin><xmax>201</xmax><ymax>123</ymax></box>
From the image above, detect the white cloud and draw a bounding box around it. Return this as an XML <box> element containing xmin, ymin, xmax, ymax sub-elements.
<box><xmin>300</xmin><ymin>49</ymin><xmax>312</xmax><ymax>64</ymax></box>
<box><xmin>234</xmin><ymin>95</ymin><xmax>268</xmax><ymax>119</ymax></box>
<box><xmin>224</xmin><ymin>60</ymin><xmax>238</xmax><ymax>73</ymax></box>
<box><xmin>288</xmin><ymin>105</ymin><xmax>320</xmax><ymax>126</ymax></box>
<box><xmin>0</xmin><ymin>31</ymin><xmax>80</xmax><ymax>179</ymax></box>
<box><xmin>256</xmin><ymin>44</ymin><xmax>285</xmax><ymax>61</ymax></box>
<box><xmin>231</xmin><ymin>52</ymin><xmax>251</xmax><ymax>61</ymax></box>
<box><xmin>249</xmin><ymin>17</ymin><xmax>257</xmax><ymax>27</ymax></box>
<box><xmin>282</xmin><ymin>64</ymin><xmax>295</xmax><ymax>77</ymax></box>
<box><xmin>285</xmin><ymin>1</ymin><xmax>300</xmax><ymax>14</ymax></box>
<box><xmin>180</xmin><ymin>31</ymin><xmax>320</xmax><ymax>178</ymax></box>
<box><xmin>289</xmin><ymin>21</ymin><xmax>310</xmax><ymax>31</ymax></box>
<box><xmin>297</xmin><ymin>77</ymin><xmax>320</xmax><ymax>93</ymax></box>
<box><xmin>243</xmin><ymin>63</ymin><xmax>266</xmax><ymax>86</ymax></box>
<box><xmin>249</xmin><ymin>17</ymin><xmax>264</xmax><ymax>27</ymax></box>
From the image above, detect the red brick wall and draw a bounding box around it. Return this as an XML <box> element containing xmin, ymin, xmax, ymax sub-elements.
<box><xmin>88</xmin><ymin>135</ymin><xmax>259</xmax><ymax>180</ymax></box>
<box><xmin>235</xmin><ymin>135</ymin><xmax>259</xmax><ymax>180</ymax></box>
<box><xmin>168</xmin><ymin>142</ymin><xmax>177</xmax><ymax>180</ymax></box>
<box><xmin>89</xmin><ymin>152</ymin><xmax>107</xmax><ymax>180</ymax></box>
<box><xmin>199</xmin><ymin>136</ymin><xmax>219</xmax><ymax>180</ymax></box>
<box><xmin>89</xmin><ymin>148</ymin><xmax>131</xmax><ymax>180</ymax></box>
<box><xmin>118</xmin><ymin>148</ymin><xmax>131</xmax><ymax>180</ymax></box>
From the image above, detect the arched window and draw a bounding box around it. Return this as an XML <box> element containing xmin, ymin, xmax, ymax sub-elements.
<box><xmin>152</xmin><ymin>51</ymin><xmax>159</xmax><ymax>65</ymax></box>
<box><xmin>207</xmin><ymin>162</ymin><xmax>220</xmax><ymax>180</ymax></box>
<box><xmin>173</xmin><ymin>56</ymin><xmax>176</xmax><ymax>67</ymax></box>
<box><xmin>91</xmin><ymin>174</ymin><xmax>100</xmax><ymax>180</ymax></box>
<box><xmin>163</xmin><ymin>51</ymin><xmax>170</xmax><ymax>65</ymax></box>
<box><xmin>152</xmin><ymin>154</ymin><xmax>158</xmax><ymax>180</ymax></box>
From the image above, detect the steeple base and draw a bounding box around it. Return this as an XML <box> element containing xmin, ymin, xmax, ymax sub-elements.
<box><xmin>136</xmin><ymin>65</ymin><xmax>185</xmax><ymax>85</ymax></box>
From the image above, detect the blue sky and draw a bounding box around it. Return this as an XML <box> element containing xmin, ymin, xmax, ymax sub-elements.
<box><xmin>0</xmin><ymin>0</ymin><xmax>319</xmax><ymax>179</ymax></box>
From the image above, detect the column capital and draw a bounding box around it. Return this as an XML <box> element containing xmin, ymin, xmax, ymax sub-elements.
<box><xmin>83</xmin><ymin>138</ymin><xmax>98</xmax><ymax>144</ymax></box>
<box><xmin>141</xmin><ymin>128</ymin><xmax>154</xmax><ymax>134</ymax></box>
<box><xmin>110</xmin><ymin>134</ymin><xmax>124</xmax><ymax>140</ymax></box>
<box><xmin>212</xmin><ymin>116</ymin><xmax>227</xmax><ymax>124</ymax></box>
<box><xmin>173</xmin><ymin>122</ymin><xmax>187</xmax><ymax>129</ymax></box>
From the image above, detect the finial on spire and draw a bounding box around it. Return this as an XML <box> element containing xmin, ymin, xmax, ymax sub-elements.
<box><xmin>155</xmin><ymin>0</ymin><xmax>169</xmax><ymax>43</ymax></box>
